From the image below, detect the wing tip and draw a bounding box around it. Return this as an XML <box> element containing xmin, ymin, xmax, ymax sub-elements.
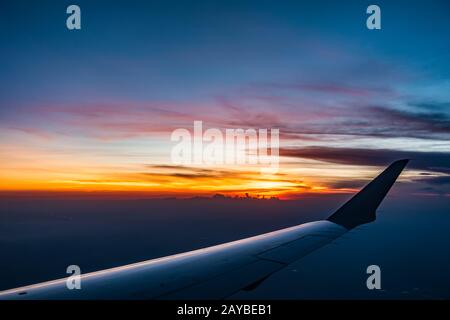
<box><xmin>327</xmin><ymin>159</ymin><xmax>409</xmax><ymax>229</ymax></box>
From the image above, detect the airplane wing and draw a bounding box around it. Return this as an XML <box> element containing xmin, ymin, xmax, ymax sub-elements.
<box><xmin>0</xmin><ymin>160</ymin><xmax>408</xmax><ymax>300</ymax></box>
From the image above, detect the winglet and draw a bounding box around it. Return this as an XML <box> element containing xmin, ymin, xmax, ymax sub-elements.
<box><xmin>327</xmin><ymin>159</ymin><xmax>409</xmax><ymax>229</ymax></box>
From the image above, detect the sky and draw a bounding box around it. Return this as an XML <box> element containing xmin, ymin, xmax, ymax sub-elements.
<box><xmin>0</xmin><ymin>0</ymin><xmax>449</xmax><ymax>198</ymax></box>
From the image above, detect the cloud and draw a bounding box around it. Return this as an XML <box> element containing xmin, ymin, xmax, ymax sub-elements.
<box><xmin>367</xmin><ymin>106</ymin><xmax>450</xmax><ymax>136</ymax></box>
<box><xmin>414</xmin><ymin>174</ymin><xmax>450</xmax><ymax>196</ymax></box>
<box><xmin>293</xmin><ymin>105</ymin><xmax>450</xmax><ymax>140</ymax></box>
<box><xmin>5</xmin><ymin>86</ymin><xmax>450</xmax><ymax>144</ymax></box>
<box><xmin>143</xmin><ymin>165</ymin><xmax>259</xmax><ymax>182</ymax></box>
<box><xmin>145</xmin><ymin>165</ymin><xmax>235</xmax><ymax>176</ymax></box>
<box><xmin>8</xmin><ymin>127</ymin><xmax>54</xmax><ymax>140</ymax></box>
<box><xmin>217</xmin><ymin>85</ymin><xmax>450</xmax><ymax>141</ymax></box>
<box><xmin>281</xmin><ymin>146</ymin><xmax>450</xmax><ymax>174</ymax></box>
<box><xmin>326</xmin><ymin>180</ymin><xmax>369</xmax><ymax>190</ymax></box>
<box><xmin>255</xmin><ymin>81</ymin><xmax>391</xmax><ymax>97</ymax></box>
<box><xmin>417</xmin><ymin>176</ymin><xmax>450</xmax><ymax>185</ymax></box>
<box><xmin>410</xmin><ymin>101</ymin><xmax>450</xmax><ymax>111</ymax></box>
<box><xmin>29</xmin><ymin>101</ymin><xmax>227</xmax><ymax>140</ymax></box>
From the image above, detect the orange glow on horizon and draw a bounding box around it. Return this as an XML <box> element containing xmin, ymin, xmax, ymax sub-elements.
<box><xmin>0</xmin><ymin>139</ymin><xmax>377</xmax><ymax>199</ymax></box>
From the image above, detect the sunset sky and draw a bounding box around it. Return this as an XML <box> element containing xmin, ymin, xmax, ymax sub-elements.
<box><xmin>1</xmin><ymin>0</ymin><xmax>449</xmax><ymax>199</ymax></box>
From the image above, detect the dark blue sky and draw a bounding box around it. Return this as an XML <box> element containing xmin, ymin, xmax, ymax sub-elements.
<box><xmin>1</xmin><ymin>0</ymin><xmax>449</xmax><ymax>104</ymax></box>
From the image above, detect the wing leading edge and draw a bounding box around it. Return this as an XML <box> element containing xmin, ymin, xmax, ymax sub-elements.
<box><xmin>0</xmin><ymin>160</ymin><xmax>408</xmax><ymax>300</ymax></box>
